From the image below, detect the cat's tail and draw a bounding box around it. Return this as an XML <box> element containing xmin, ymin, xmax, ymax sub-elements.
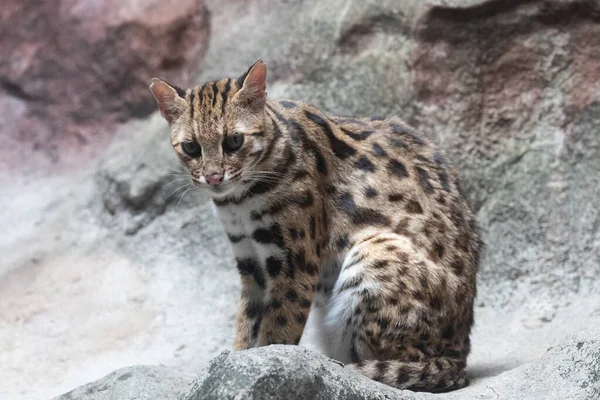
<box><xmin>349</xmin><ymin>357</ymin><xmax>468</xmax><ymax>393</ymax></box>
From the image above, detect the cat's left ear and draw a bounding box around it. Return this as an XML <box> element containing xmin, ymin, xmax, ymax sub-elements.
<box><xmin>149</xmin><ymin>78</ymin><xmax>187</xmax><ymax>124</ymax></box>
<box><xmin>235</xmin><ymin>60</ymin><xmax>267</xmax><ymax>111</ymax></box>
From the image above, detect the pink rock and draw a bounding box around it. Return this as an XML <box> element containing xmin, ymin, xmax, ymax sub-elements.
<box><xmin>0</xmin><ymin>0</ymin><xmax>210</xmax><ymax>169</ymax></box>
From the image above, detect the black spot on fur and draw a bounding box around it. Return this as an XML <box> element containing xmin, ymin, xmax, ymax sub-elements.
<box><xmin>268</xmin><ymin>105</ymin><xmax>328</xmax><ymax>175</ymax></box>
<box><xmin>363</xmin><ymin>186</ymin><xmax>378</xmax><ymax>198</ymax></box>
<box><xmin>336</xmin><ymin>234</ymin><xmax>350</xmax><ymax>249</ymax></box>
<box><xmin>294</xmin><ymin>170</ymin><xmax>311</xmax><ymax>180</ymax></box>
<box><xmin>372</xmin><ymin>143</ymin><xmax>388</xmax><ymax>157</ymax></box>
<box><xmin>236</xmin><ymin>259</ymin><xmax>266</xmax><ymax>288</ymax></box>
<box><xmin>372</xmin><ymin>237</ymin><xmax>393</xmax><ymax>244</ymax></box>
<box><xmin>251</xmin><ymin>318</ymin><xmax>261</xmax><ymax>339</ymax></box>
<box><xmin>354</xmin><ymin>156</ymin><xmax>376</xmax><ymax>172</ymax></box>
<box><xmin>266</xmin><ymin>299</ymin><xmax>282</xmax><ymax>310</ymax></box>
<box><xmin>285</xmin><ymin>289</ymin><xmax>298</xmax><ymax>301</ymax></box>
<box><xmin>417</xmin><ymin>167</ymin><xmax>434</xmax><ymax>193</ymax></box>
<box><xmin>387</xmin><ymin>136</ymin><xmax>407</xmax><ymax>149</ymax></box>
<box><xmin>405</xmin><ymin>199</ymin><xmax>423</xmax><ymax>214</ymax></box>
<box><xmin>442</xmin><ymin>348</ymin><xmax>462</xmax><ymax>358</ymax></box>
<box><xmin>415</xmin><ymin>341</ymin><xmax>433</xmax><ymax>356</ymax></box>
<box><xmin>390</xmin><ymin>122</ymin><xmax>425</xmax><ymax>145</ymax></box>
<box><xmin>212</xmin><ymin>197</ymin><xmax>230</xmax><ymax>207</ymax></box>
<box><xmin>438</xmin><ymin>171</ymin><xmax>451</xmax><ymax>192</ymax></box>
<box><xmin>236</xmin><ymin>258</ymin><xmax>258</xmax><ymax>276</ymax></box>
<box><xmin>276</xmin><ymin>315</ymin><xmax>288</xmax><ymax>326</ymax></box>
<box><xmin>266</xmin><ymin>256</ymin><xmax>283</xmax><ymax>278</ymax></box>
<box><xmin>245</xmin><ymin>302</ymin><xmax>261</xmax><ymax>319</ymax></box>
<box><xmin>377</xmin><ymin>317</ymin><xmax>390</xmax><ymax>330</ymax></box>
<box><xmin>389</xmin><ymin>160</ymin><xmax>409</xmax><ymax>179</ymax></box>
<box><xmin>372</xmin><ymin>260</ymin><xmax>389</xmax><ymax>269</ymax></box>
<box><xmin>374</xmin><ymin>361</ymin><xmax>387</xmax><ymax>381</ymax></box>
<box><xmin>341</xmin><ymin>127</ymin><xmax>375</xmax><ymax>141</ymax></box>
<box><xmin>442</xmin><ymin>325</ymin><xmax>455</xmax><ymax>340</ymax></box>
<box><xmin>188</xmin><ymin>89</ymin><xmax>195</xmax><ymax>120</ymax></box>
<box><xmin>252</xmin><ymin>224</ymin><xmax>285</xmax><ymax>248</ymax></box>
<box><xmin>281</xmin><ymin>250</ymin><xmax>294</xmax><ymax>279</ymax></box>
<box><xmin>300</xmin><ymin>298</ymin><xmax>312</xmax><ymax>308</ymax></box>
<box><xmin>338</xmin><ymin>193</ymin><xmax>391</xmax><ymax>226</ymax></box>
<box><xmin>388</xmin><ymin>193</ymin><xmax>404</xmax><ymax>202</ymax></box>
<box><xmin>431</xmin><ymin>242</ymin><xmax>445</xmax><ymax>261</ymax></box>
<box><xmin>292</xmin><ymin>251</ymin><xmax>319</xmax><ymax>275</ymax></box>
<box><xmin>227</xmin><ymin>233</ymin><xmax>245</xmax><ymax>243</ymax></box>
<box><xmin>351</xmin><ymin>345</ymin><xmax>361</xmax><ymax>363</ymax></box>
<box><xmin>295</xmin><ymin>313</ymin><xmax>307</xmax><ymax>324</ymax></box>
<box><xmin>279</xmin><ymin>100</ymin><xmax>297</xmax><ymax>109</ymax></box>
<box><xmin>305</xmin><ymin>110</ymin><xmax>357</xmax><ymax>159</ymax></box>
<box><xmin>451</xmin><ymin>260</ymin><xmax>464</xmax><ymax>275</ymax></box>
<box><xmin>338</xmin><ymin>274</ymin><xmax>364</xmax><ymax>291</ymax></box>
<box><xmin>293</xmin><ymin>192</ymin><xmax>314</xmax><ymax>207</ymax></box>
<box><xmin>221</xmin><ymin>78</ymin><xmax>232</xmax><ymax>114</ymax></box>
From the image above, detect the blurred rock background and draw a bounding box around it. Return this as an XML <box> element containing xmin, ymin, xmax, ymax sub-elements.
<box><xmin>1</xmin><ymin>0</ymin><xmax>599</xmax><ymax>399</ymax></box>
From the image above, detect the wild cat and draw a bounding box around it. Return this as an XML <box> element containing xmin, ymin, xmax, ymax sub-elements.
<box><xmin>149</xmin><ymin>60</ymin><xmax>480</xmax><ymax>392</ymax></box>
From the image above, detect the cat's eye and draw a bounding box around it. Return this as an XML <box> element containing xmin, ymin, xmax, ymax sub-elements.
<box><xmin>181</xmin><ymin>141</ymin><xmax>202</xmax><ymax>157</ymax></box>
<box><xmin>223</xmin><ymin>134</ymin><xmax>244</xmax><ymax>153</ymax></box>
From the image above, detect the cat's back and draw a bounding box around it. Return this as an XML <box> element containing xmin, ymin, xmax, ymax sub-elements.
<box><xmin>320</xmin><ymin>111</ymin><xmax>480</xmax><ymax>279</ymax></box>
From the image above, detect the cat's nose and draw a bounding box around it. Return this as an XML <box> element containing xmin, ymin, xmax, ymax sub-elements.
<box><xmin>205</xmin><ymin>173</ymin><xmax>224</xmax><ymax>186</ymax></box>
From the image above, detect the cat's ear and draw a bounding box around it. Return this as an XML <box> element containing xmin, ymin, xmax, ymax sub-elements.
<box><xmin>235</xmin><ymin>60</ymin><xmax>267</xmax><ymax>111</ymax></box>
<box><xmin>149</xmin><ymin>78</ymin><xmax>187</xmax><ymax>124</ymax></box>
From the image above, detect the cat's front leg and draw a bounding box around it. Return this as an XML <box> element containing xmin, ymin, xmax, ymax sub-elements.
<box><xmin>233</xmin><ymin>259</ymin><xmax>266</xmax><ymax>351</ymax></box>
<box><xmin>255</xmin><ymin>256</ymin><xmax>319</xmax><ymax>347</ymax></box>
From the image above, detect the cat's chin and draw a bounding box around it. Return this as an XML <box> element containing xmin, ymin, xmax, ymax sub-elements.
<box><xmin>207</xmin><ymin>184</ymin><xmax>237</xmax><ymax>198</ymax></box>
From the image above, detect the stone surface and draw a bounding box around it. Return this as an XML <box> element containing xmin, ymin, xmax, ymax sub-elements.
<box><xmin>179</xmin><ymin>346</ymin><xmax>409</xmax><ymax>400</ymax></box>
<box><xmin>1</xmin><ymin>0</ymin><xmax>600</xmax><ymax>399</ymax></box>
<box><xmin>0</xmin><ymin>0</ymin><xmax>210</xmax><ymax>170</ymax></box>
<box><xmin>182</xmin><ymin>333</ymin><xmax>600</xmax><ymax>399</ymax></box>
<box><xmin>56</xmin><ymin>331</ymin><xmax>599</xmax><ymax>400</ymax></box>
<box><xmin>53</xmin><ymin>366</ymin><xmax>192</xmax><ymax>400</ymax></box>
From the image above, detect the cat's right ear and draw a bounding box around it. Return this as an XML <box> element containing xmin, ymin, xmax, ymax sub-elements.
<box><xmin>235</xmin><ymin>60</ymin><xmax>267</xmax><ymax>112</ymax></box>
<box><xmin>149</xmin><ymin>78</ymin><xmax>187</xmax><ymax>124</ymax></box>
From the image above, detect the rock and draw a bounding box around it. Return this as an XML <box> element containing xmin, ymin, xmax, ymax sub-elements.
<box><xmin>0</xmin><ymin>0</ymin><xmax>210</xmax><ymax>167</ymax></box>
<box><xmin>95</xmin><ymin>114</ymin><xmax>193</xmax><ymax>235</ymax></box>
<box><xmin>453</xmin><ymin>328</ymin><xmax>600</xmax><ymax>400</ymax></box>
<box><xmin>179</xmin><ymin>330</ymin><xmax>600</xmax><ymax>400</ymax></box>
<box><xmin>47</xmin><ymin>330</ymin><xmax>600</xmax><ymax>400</ymax></box>
<box><xmin>179</xmin><ymin>346</ymin><xmax>415</xmax><ymax>400</ymax></box>
<box><xmin>53</xmin><ymin>366</ymin><xmax>192</xmax><ymax>400</ymax></box>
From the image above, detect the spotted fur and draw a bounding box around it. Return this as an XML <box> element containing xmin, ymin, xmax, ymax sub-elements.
<box><xmin>149</xmin><ymin>60</ymin><xmax>481</xmax><ymax>393</ymax></box>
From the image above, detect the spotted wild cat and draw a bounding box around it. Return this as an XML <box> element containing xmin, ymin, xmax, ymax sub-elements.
<box><xmin>149</xmin><ymin>60</ymin><xmax>481</xmax><ymax>393</ymax></box>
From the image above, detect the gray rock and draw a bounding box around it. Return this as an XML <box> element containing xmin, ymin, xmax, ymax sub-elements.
<box><xmin>452</xmin><ymin>328</ymin><xmax>600</xmax><ymax>400</ymax></box>
<box><xmin>179</xmin><ymin>346</ymin><xmax>420</xmax><ymax>400</ymax></box>
<box><xmin>53</xmin><ymin>366</ymin><xmax>192</xmax><ymax>400</ymax></box>
<box><xmin>178</xmin><ymin>330</ymin><xmax>600</xmax><ymax>400</ymax></box>
<box><xmin>48</xmin><ymin>330</ymin><xmax>600</xmax><ymax>400</ymax></box>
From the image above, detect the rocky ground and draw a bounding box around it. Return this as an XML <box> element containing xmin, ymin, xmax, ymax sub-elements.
<box><xmin>1</xmin><ymin>0</ymin><xmax>599</xmax><ymax>399</ymax></box>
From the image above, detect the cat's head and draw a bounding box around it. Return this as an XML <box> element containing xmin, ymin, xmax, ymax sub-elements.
<box><xmin>149</xmin><ymin>60</ymin><xmax>269</xmax><ymax>197</ymax></box>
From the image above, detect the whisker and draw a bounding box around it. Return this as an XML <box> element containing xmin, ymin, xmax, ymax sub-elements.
<box><xmin>166</xmin><ymin>167</ymin><xmax>185</xmax><ymax>173</ymax></box>
<box><xmin>176</xmin><ymin>186</ymin><xmax>194</xmax><ymax>208</ymax></box>
<box><xmin>162</xmin><ymin>183</ymin><xmax>192</xmax><ymax>204</ymax></box>
<box><xmin>166</xmin><ymin>178</ymin><xmax>192</xmax><ymax>184</ymax></box>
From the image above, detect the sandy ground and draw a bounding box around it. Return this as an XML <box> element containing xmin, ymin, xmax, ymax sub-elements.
<box><xmin>1</xmin><ymin>165</ymin><xmax>599</xmax><ymax>400</ymax></box>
